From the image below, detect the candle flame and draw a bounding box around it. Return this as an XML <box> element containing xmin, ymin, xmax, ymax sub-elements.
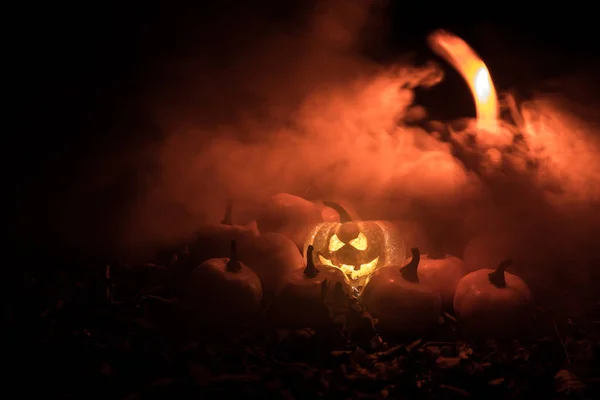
<box><xmin>428</xmin><ymin>30</ymin><xmax>499</xmax><ymax>131</ymax></box>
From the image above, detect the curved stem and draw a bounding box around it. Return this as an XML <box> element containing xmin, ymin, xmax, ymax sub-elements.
<box><xmin>400</xmin><ymin>247</ymin><xmax>420</xmax><ymax>283</ymax></box>
<box><xmin>488</xmin><ymin>258</ymin><xmax>512</xmax><ymax>288</ymax></box>
<box><xmin>221</xmin><ymin>200</ymin><xmax>233</xmax><ymax>225</ymax></box>
<box><xmin>304</xmin><ymin>245</ymin><xmax>320</xmax><ymax>278</ymax></box>
<box><xmin>226</xmin><ymin>240</ymin><xmax>242</xmax><ymax>272</ymax></box>
<box><xmin>322</xmin><ymin>201</ymin><xmax>353</xmax><ymax>223</ymax></box>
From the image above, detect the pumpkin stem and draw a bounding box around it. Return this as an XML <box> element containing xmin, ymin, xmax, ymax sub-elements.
<box><xmin>225</xmin><ymin>240</ymin><xmax>242</xmax><ymax>272</ymax></box>
<box><xmin>221</xmin><ymin>200</ymin><xmax>233</xmax><ymax>225</ymax></box>
<box><xmin>488</xmin><ymin>258</ymin><xmax>512</xmax><ymax>288</ymax></box>
<box><xmin>304</xmin><ymin>245</ymin><xmax>320</xmax><ymax>278</ymax></box>
<box><xmin>322</xmin><ymin>200</ymin><xmax>353</xmax><ymax>223</ymax></box>
<box><xmin>400</xmin><ymin>247</ymin><xmax>420</xmax><ymax>283</ymax></box>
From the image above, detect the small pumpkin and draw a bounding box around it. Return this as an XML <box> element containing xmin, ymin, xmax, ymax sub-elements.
<box><xmin>238</xmin><ymin>232</ymin><xmax>306</xmax><ymax>299</ymax></box>
<box><xmin>361</xmin><ymin>248</ymin><xmax>442</xmax><ymax>333</ymax></box>
<box><xmin>304</xmin><ymin>201</ymin><xmax>405</xmax><ymax>288</ymax></box>
<box><xmin>187</xmin><ymin>240</ymin><xmax>262</xmax><ymax>326</ymax></box>
<box><xmin>418</xmin><ymin>246</ymin><xmax>467</xmax><ymax>308</ymax></box>
<box><xmin>453</xmin><ymin>259</ymin><xmax>533</xmax><ymax>338</ymax></box>
<box><xmin>256</xmin><ymin>193</ymin><xmax>339</xmax><ymax>249</ymax></box>
<box><xmin>270</xmin><ymin>245</ymin><xmax>353</xmax><ymax>328</ymax></box>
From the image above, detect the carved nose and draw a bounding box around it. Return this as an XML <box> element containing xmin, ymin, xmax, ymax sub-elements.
<box><xmin>335</xmin><ymin>245</ymin><xmax>360</xmax><ymax>269</ymax></box>
<box><xmin>336</xmin><ymin>244</ymin><xmax>355</xmax><ymax>258</ymax></box>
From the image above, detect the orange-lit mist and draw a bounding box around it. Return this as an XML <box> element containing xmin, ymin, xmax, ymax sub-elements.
<box><xmin>52</xmin><ymin>1</ymin><xmax>600</xmax><ymax>315</ymax></box>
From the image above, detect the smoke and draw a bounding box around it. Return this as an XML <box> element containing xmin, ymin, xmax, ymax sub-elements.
<box><xmin>522</xmin><ymin>96</ymin><xmax>600</xmax><ymax>206</ymax></box>
<box><xmin>122</xmin><ymin>1</ymin><xmax>476</xmax><ymax>250</ymax></box>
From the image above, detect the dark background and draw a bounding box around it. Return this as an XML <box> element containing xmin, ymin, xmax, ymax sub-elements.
<box><xmin>11</xmin><ymin>1</ymin><xmax>599</xmax><ymax>259</ymax></box>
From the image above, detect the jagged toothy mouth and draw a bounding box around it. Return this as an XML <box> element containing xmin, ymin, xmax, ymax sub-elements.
<box><xmin>318</xmin><ymin>254</ymin><xmax>379</xmax><ymax>280</ymax></box>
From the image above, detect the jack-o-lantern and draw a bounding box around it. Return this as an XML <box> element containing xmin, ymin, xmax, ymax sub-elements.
<box><xmin>303</xmin><ymin>201</ymin><xmax>405</xmax><ymax>287</ymax></box>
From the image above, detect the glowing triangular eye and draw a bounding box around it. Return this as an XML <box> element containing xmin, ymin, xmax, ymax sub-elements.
<box><xmin>349</xmin><ymin>232</ymin><xmax>367</xmax><ymax>250</ymax></box>
<box><xmin>328</xmin><ymin>234</ymin><xmax>345</xmax><ymax>252</ymax></box>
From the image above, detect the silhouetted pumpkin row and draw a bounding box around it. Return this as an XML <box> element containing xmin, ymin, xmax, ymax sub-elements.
<box><xmin>181</xmin><ymin>196</ymin><xmax>533</xmax><ymax>337</ymax></box>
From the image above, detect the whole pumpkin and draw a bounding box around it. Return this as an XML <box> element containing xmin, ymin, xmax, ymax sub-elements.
<box><xmin>256</xmin><ymin>193</ymin><xmax>339</xmax><ymax>249</ymax></box>
<box><xmin>270</xmin><ymin>245</ymin><xmax>353</xmax><ymax>328</ymax></box>
<box><xmin>418</xmin><ymin>249</ymin><xmax>466</xmax><ymax>308</ymax></box>
<box><xmin>186</xmin><ymin>240</ymin><xmax>262</xmax><ymax>327</ymax></box>
<box><xmin>238</xmin><ymin>232</ymin><xmax>306</xmax><ymax>300</ymax></box>
<box><xmin>453</xmin><ymin>259</ymin><xmax>533</xmax><ymax>338</ymax></box>
<box><xmin>361</xmin><ymin>248</ymin><xmax>442</xmax><ymax>333</ymax></box>
<box><xmin>304</xmin><ymin>201</ymin><xmax>405</xmax><ymax>288</ymax></box>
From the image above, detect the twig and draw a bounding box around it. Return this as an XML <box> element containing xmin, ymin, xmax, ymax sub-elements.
<box><xmin>422</xmin><ymin>341</ymin><xmax>460</xmax><ymax>348</ymax></box>
<box><xmin>439</xmin><ymin>384</ymin><xmax>470</xmax><ymax>397</ymax></box>
<box><xmin>480</xmin><ymin>351</ymin><xmax>497</xmax><ymax>363</ymax></box>
<box><xmin>443</xmin><ymin>312</ymin><xmax>458</xmax><ymax>323</ymax></box>
<box><xmin>552</xmin><ymin>317</ymin><xmax>571</xmax><ymax>365</ymax></box>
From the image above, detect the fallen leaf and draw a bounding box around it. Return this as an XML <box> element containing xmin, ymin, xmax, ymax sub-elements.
<box><xmin>331</xmin><ymin>350</ymin><xmax>354</xmax><ymax>357</ymax></box>
<box><xmin>211</xmin><ymin>374</ymin><xmax>262</xmax><ymax>383</ymax></box>
<box><xmin>439</xmin><ymin>384</ymin><xmax>470</xmax><ymax>397</ymax></box>
<box><xmin>406</xmin><ymin>339</ymin><xmax>422</xmax><ymax>352</ymax></box>
<box><xmin>555</xmin><ymin>369</ymin><xmax>586</xmax><ymax>394</ymax></box>
<box><xmin>436</xmin><ymin>356</ymin><xmax>462</xmax><ymax>369</ymax></box>
<box><xmin>370</xmin><ymin>334</ymin><xmax>383</xmax><ymax>351</ymax></box>
<box><xmin>459</xmin><ymin>347</ymin><xmax>473</xmax><ymax>359</ymax></box>
<box><xmin>368</xmin><ymin>345</ymin><xmax>404</xmax><ymax>361</ymax></box>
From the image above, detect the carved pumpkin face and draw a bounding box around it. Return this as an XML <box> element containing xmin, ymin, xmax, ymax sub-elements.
<box><xmin>303</xmin><ymin>220</ymin><xmax>405</xmax><ymax>285</ymax></box>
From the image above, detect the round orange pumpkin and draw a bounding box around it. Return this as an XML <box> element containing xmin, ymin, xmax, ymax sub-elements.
<box><xmin>453</xmin><ymin>259</ymin><xmax>533</xmax><ymax>338</ymax></box>
<box><xmin>361</xmin><ymin>248</ymin><xmax>441</xmax><ymax>333</ymax></box>
<box><xmin>270</xmin><ymin>245</ymin><xmax>353</xmax><ymax>328</ymax></box>
<box><xmin>187</xmin><ymin>240</ymin><xmax>262</xmax><ymax>327</ymax></box>
<box><xmin>304</xmin><ymin>201</ymin><xmax>405</xmax><ymax>288</ymax></box>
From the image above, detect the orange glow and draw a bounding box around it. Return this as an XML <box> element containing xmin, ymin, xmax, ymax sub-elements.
<box><xmin>428</xmin><ymin>30</ymin><xmax>499</xmax><ymax>131</ymax></box>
